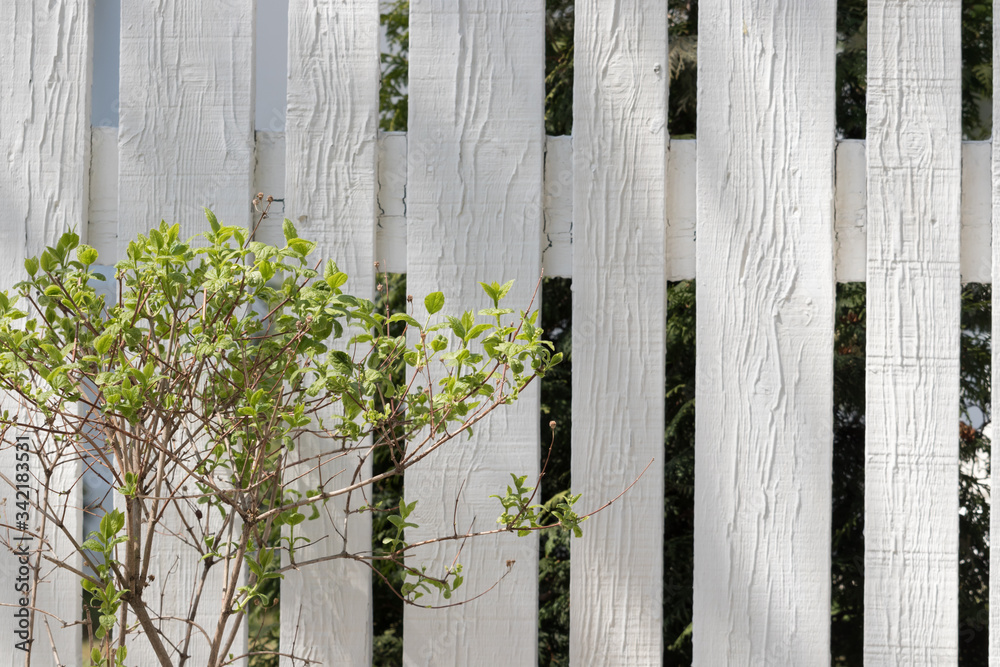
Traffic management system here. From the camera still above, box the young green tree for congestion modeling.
[0,207,577,667]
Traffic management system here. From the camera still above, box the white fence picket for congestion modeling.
[693,3,836,664]
[865,3,961,664]
[569,0,667,664]
[992,3,1000,662]
[117,2,255,664]
[0,2,91,665]
[403,0,544,664]
[279,1,379,665]
[118,0,255,247]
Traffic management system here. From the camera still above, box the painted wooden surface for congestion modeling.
[89,127,119,264]
[835,140,867,283]
[961,141,991,283]
[992,5,1000,663]
[404,0,544,664]
[117,2,254,664]
[118,0,255,248]
[377,132,407,274]
[865,2,961,664]
[90,130,1000,284]
[543,135,573,276]
[0,2,91,664]
[252,131,287,248]
[569,0,666,664]
[693,3,836,664]
[279,1,379,665]
[666,140,697,282]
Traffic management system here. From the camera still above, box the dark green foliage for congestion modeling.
[963,2,993,140]
[663,282,696,662]
[667,4,698,138]
[537,277,572,666]
[371,273,408,666]
[380,1,409,132]
[544,1,573,136]
[829,283,866,665]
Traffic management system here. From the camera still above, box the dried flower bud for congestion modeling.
[549,420,557,431]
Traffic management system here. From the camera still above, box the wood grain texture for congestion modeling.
[693,3,835,664]
[569,0,666,664]
[118,0,255,250]
[92,131,1000,283]
[280,1,379,665]
[377,132,407,273]
[117,2,254,664]
[993,5,1000,662]
[252,130,287,249]
[865,2,961,664]
[0,1,91,663]
[403,1,544,664]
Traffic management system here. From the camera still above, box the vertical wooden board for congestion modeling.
[404,1,544,665]
[543,135,573,278]
[280,1,379,666]
[865,3,961,664]
[118,0,255,250]
[666,139,696,281]
[117,2,254,664]
[89,127,120,264]
[961,142,992,283]
[693,3,835,664]
[835,140,867,282]
[0,1,91,664]
[377,132,407,274]
[253,130,287,248]
[569,1,666,665]
[990,4,1000,664]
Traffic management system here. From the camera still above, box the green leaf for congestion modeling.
[424,292,445,315]
[288,239,315,256]
[329,350,353,375]
[205,207,221,233]
[39,251,55,273]
[282,218,298,242]
[23,256,38,277]
[467,323,492,340]
[326,271,348,290]
[388,313,420,328]
[80,538,104,551]
[76,244,99,266]
[479,281,498,303]
[94,334,114,355]
[480,308,513,318]
[497,279,515,300]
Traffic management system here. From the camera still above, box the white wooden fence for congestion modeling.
[0,0,995,665]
